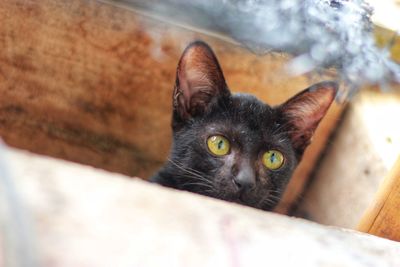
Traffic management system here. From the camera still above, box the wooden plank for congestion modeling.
[358,157,400,241]
[1,146,400,267]
[0,0,343,212]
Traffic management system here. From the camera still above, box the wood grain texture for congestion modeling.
[0,0,343,212]
[358,157,400,241]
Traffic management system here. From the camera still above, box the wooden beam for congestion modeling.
[358,157,400,241]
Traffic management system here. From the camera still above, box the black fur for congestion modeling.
[150,41,337,211]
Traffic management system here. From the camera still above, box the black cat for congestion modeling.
[151,41,337,211]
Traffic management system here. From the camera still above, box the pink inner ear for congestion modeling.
[178,44,225,101]
[179,68,214,104]
[174,41,228,118]
[285,89,334,131]
[281,82,337,152]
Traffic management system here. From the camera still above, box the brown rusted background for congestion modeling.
[0,0,342,212]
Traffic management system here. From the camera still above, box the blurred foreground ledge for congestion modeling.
[0,145,399,267]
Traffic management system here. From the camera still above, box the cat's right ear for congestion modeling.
[172,41,230,128]
[279,81,338,157]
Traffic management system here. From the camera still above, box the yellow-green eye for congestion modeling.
[262,150,284,170]
[207,135,230,156]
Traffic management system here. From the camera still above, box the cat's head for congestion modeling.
[168,41,337,210]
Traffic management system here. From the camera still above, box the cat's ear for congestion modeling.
[173,41,230,126]
[279,81,338,156]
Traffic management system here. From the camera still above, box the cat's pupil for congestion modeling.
[270,153,276,163]
[217,140,224,150]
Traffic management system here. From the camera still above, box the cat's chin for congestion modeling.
[214,192,266,210]
[186,183,279,211]
[223,193,277,211]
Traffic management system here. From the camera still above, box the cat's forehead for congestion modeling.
[228,93,275,124]
[231,93,272,113]
[202,93,278,136]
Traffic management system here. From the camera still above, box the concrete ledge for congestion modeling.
[0,145,399,266]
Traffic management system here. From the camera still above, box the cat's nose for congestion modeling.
[233,167,255,191]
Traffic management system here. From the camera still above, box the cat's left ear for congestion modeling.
[279,81,338,156]
[172,41,230,128]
